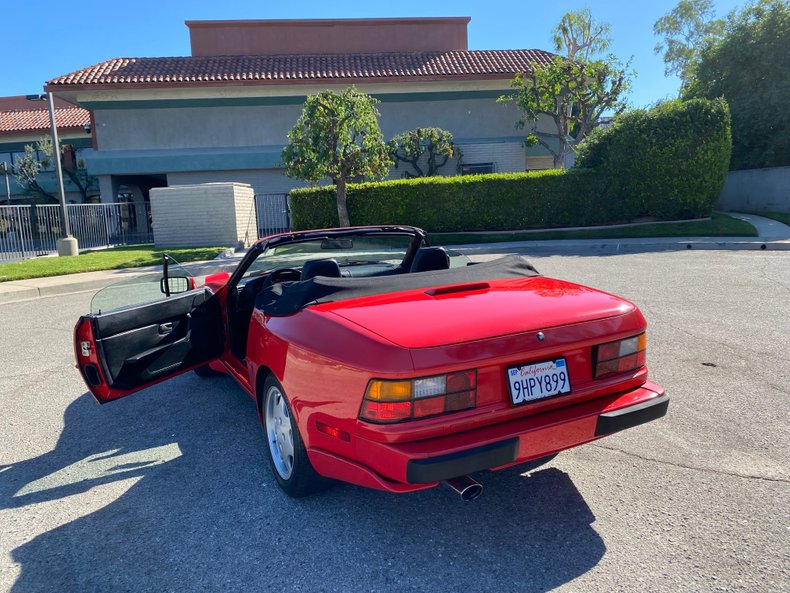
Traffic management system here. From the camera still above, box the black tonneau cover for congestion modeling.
[256,255,540,316]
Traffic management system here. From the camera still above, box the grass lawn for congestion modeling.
[0,245,226,282]
[432,213,757,246]
[746,211,790,226]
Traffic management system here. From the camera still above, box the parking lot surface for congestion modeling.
[1,249,788,593]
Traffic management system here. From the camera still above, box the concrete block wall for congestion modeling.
[717,166,790,212]
[150,182,258,248]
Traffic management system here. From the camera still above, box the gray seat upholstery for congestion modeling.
[300,258,342,280]
[410,247,450,273]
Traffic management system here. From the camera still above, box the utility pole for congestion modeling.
[47,91,78,256]
[0,161,10,204]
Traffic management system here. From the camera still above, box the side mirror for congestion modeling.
[160,276,191,295]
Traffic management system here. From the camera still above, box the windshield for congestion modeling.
[243,233,416,279]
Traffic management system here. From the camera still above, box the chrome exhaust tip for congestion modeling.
[444,475,483,501]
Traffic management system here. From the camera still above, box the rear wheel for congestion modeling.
[261,376,328,497]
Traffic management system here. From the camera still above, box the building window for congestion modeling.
[460,163,495,175]
[11,152,27,168]
[37,149,55,171]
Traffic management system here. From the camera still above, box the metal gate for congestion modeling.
[0,202,152,262]
[0,205,38,261]
[254,193,291,238]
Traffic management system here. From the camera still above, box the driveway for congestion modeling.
[0,250,787,593]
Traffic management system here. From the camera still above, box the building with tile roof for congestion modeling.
[45,17,559,211]
[0,96,94,203]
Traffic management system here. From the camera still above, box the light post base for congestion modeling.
[57,236,79,256]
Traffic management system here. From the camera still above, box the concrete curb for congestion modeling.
[453,238,790,255]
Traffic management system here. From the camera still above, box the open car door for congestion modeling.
[74,256,225,404]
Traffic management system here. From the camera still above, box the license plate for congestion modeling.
[507,358,572,405]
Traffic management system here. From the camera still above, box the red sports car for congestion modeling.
[74,226,667,500]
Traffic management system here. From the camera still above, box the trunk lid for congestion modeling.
[318,276,635,348]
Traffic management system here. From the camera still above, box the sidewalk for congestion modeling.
[0,256,239,305]
[1,213,788,306]
[453,212,790,255]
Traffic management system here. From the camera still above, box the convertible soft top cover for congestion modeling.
[256,254,540,315]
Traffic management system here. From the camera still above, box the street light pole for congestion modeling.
[46,91,78,255]
[0,162,10,204]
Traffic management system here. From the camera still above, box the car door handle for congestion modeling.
[158,322,174,334]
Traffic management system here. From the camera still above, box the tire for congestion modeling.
[194,364,221,378]
[260,375,328,497]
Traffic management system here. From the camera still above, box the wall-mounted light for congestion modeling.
[84,123,92,134]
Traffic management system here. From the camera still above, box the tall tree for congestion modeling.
[654,0,725,91]
[12,144,57,203]
[553,7,612,60]
[281,87,392,227]
[684,0,789,169]
[38,137,99,202]
[12,138,99,203]
[500,57,630,168]
[501,8,626,168]
[388,128,458,178]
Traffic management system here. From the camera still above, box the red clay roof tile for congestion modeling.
[0,106,90,134]
[46,49,555,88]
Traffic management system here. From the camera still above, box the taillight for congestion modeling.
[360,370,477,423]
[594,333,647,378]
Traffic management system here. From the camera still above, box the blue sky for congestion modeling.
[3,0,742,106]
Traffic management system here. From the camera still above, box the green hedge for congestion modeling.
[291,98,732,231]
[576,98,732,219]
[291,169,619,232]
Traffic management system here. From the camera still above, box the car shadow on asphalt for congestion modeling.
[4,375,606,593]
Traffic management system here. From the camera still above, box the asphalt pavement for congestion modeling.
[1,212,789,306]
[0,249,788,593]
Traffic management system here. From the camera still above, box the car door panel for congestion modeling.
[99,319,190,387]
[76,287,224,402]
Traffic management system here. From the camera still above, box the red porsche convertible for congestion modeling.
[74,226,667,499]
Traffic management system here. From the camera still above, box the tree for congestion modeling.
[553,7,612,60]
[12,138,99,203]
[38,137,99,202]
[388,128,458,178]
[12,143,56,202]
[654,0,725,91]
[500,56,630,168]
[281,87,392,227]
[683,0,789,169]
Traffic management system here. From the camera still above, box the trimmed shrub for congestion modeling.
[576,98,731,219]
[291,98,731,231]
[290,169,618,232]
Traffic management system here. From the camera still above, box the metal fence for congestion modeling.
[0,202,152,262]
[255,193,291,238]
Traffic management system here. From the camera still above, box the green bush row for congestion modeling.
[576,98,732,219]
[290,169,622,232]
[291,98,732,231]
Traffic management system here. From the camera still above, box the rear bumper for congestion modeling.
[406,392,669,483]
[308,381,667,492]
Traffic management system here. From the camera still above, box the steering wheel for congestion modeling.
[262,267,302,288]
